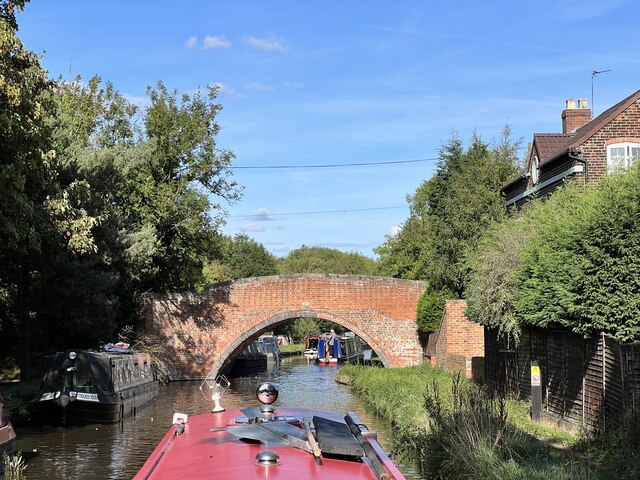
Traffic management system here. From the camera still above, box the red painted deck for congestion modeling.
[134,406,404,479]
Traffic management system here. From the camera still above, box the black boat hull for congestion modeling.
[34,380,159,425]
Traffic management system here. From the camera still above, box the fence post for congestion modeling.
[531,360,542,421]
[602,331,606,432]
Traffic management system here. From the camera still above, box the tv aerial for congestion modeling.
[591,69,611,117]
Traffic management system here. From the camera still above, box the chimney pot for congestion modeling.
[562,97,592,133]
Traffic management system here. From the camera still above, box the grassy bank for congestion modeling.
[340,365,620,480]
[279,343,304,354]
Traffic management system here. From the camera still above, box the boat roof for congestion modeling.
[134,406,403,479]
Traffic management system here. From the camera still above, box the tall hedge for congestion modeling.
[514,164,640,341]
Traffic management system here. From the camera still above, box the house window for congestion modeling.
[607,142,640,173]
[530,155,539,185]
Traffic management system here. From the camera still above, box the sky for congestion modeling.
[14,0,640,258]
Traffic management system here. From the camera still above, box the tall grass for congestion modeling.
[341,365,613,480]
[422,374,607,479]
[578,410,639,479]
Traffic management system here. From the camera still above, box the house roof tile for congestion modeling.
[545,89,640,164]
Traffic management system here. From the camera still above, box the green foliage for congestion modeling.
[273,317,345,342]
[375,127,520,297]
[224,234,278,280]
[416,289,447,333]
[288,318,321,342]
[422,376,605,479]
[514,166,640,341]
[277,245,379,275]
[578,410,640,479]
[469,164,640,342]
[343,365,609,480]
[465,215,537,343]
[0,7,242,375]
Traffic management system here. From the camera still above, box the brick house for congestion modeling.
[502,90,640,209]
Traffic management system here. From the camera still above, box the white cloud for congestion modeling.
[244,35,288,53]
[185,36,197,49]
[204,35,232,49]
[248,208,277,221]
[214,83,246,99]
[283,81,304,89]
[245,82,275,92]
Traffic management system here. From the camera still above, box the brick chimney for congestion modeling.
[562,98,591,133]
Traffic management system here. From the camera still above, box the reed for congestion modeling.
[2,452,27,480]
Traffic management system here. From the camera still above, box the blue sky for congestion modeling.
[16,0,640,257]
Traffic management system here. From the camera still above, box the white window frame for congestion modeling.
[607,142,640,173]
[530,155,539,185]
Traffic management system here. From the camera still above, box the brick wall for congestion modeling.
[431,300,485,379]
[580,100,640,182]
[139,274,426,379]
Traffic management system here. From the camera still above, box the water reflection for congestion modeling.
[15,356,423,479]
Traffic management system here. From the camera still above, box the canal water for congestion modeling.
[15,356,423,479]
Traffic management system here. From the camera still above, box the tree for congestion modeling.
[376,128,520,297]
[465,214,536,344]
[44,78,243,326]
[0,4,62,378]
[224,234,278,280]
[278,246,379,275]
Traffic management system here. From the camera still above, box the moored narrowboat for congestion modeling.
[33,348,159,425]
[228,340,268,377]
[134,381,405,479]
[303,335,319,359]
[315,331,364,365]
[0,393,16,468]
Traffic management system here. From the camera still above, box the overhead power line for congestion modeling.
[232,157,439,169]
[230,205,408,218]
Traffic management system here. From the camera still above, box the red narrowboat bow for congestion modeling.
[134,379,405,479]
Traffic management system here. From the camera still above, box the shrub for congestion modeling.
[416,289,447,333]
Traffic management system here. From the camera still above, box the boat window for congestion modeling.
[72,357,93,392]
[114,362,123,390]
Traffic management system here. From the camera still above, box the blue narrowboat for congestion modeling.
[316,332,364,365]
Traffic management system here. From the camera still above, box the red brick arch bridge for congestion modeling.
[140,274,426,380]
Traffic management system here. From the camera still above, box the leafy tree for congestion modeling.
[224,234,278,280]
[287,318,321,343]
[44,78,242,319]
[376,128,520,298]
[465,214,536,344]
[0,3,71,378]
[278,245,379,275]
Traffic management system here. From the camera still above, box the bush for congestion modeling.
[416,289,447,333]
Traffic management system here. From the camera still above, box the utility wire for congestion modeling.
[230,205,408,218]
[232,157,439,169]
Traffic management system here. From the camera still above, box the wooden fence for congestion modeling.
[485,326,640,432]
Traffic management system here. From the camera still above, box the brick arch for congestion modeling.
[140,274,426,379]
